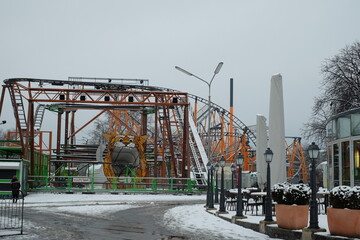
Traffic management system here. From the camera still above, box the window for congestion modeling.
[354,140,360,186]
[341,141,350,186]
[326,120,336,139]
[334,144,340,187]
[0,169,16,180]
[328,146,333,188]
[338,117,351,138]
[351,113,360,136]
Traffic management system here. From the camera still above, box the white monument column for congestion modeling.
[268,74,287,185]
[255,114,268,190]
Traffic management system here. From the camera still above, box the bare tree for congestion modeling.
[303,41,360,146]
[0,128,16,146]
[85,117,110,144]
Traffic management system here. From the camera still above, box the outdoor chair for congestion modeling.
[243,192,263,215]
[225,190,237,211]
[317,194,327,214]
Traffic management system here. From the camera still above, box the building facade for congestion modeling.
[326,108,360,188]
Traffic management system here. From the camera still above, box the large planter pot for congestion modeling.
[327,208,360,238]
[275,204,309,230]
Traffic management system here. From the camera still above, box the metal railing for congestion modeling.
[27,176,211,193]
[0,191,24,237]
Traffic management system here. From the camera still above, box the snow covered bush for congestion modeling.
[272,182,311,205]
[272,182,290,204]
[330,186,360,209]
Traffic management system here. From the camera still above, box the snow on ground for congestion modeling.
[36,204,139,218]
[2,193,347,239]
[24,192,205,206]
[164,204,278,240]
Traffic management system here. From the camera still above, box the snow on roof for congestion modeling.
[0,161,20,169]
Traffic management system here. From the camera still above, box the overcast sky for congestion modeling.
[1,0,360,140]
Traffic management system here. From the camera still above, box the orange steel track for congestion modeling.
[0,78,256,178]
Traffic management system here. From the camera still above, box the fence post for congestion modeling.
[112,178,117,191]
[45,176,48,190]
[91,164,95,191]
[67,177,72,190]
[152,178,157,191]
[187,179,192,192]
[170,178,174,191]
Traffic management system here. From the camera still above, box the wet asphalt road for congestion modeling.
[4,200,210,240]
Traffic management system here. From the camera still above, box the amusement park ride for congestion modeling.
[0,77,307,188]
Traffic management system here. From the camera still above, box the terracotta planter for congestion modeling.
[275,204,309,230]
[327,208,360,238]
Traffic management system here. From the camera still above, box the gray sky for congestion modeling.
[1,0,360,140]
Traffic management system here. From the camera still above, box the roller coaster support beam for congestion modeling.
[182,104,190,177]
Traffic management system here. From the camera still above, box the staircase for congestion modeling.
[175,106,208,185]
[8,86,27,131]
[34,104,46,131]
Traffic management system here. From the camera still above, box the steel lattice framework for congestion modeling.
[0,78,256,179]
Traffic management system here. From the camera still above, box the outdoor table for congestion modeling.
[229,188,250,194]
[250,192,267,215]
[228,189,251,202]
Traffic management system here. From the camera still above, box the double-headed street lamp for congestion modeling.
[235,153,246,218]
[307,142,320,229]
[175,62,224,160]
[214,163,219,204]
[264,147,274,222]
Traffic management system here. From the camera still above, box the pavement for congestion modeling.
[206,205,357,240]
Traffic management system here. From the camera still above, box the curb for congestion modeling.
[206,211,354,240]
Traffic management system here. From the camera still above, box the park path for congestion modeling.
[2,200,211,240]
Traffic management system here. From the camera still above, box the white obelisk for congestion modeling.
[268,74,287,185]
[255,114,268,191]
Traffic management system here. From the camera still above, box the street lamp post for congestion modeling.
[208,164,215,209]
[214,163,219,204]
[208,165,215,209]
[235,153,245,218]
[230,163,236,189]
[218,156,227,213]
[264,147,274,222]
[175,63,223,161]
[307,142,320,229]
[205,162,211,207]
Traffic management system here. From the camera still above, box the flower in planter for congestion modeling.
[272,182,311,205]
[330,186,360,209]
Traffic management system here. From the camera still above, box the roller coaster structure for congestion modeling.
[0,77,258,184]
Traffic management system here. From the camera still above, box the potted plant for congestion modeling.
[272,182,311,230]
[327,186,360,238]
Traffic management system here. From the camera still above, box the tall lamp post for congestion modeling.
[235,153,246,218]
[214,163,219,204]
[205,162,211,207]
[230,163,236,189]
[307,142,320,229]
[175,62,224,160]
[218,156,227,213]
[264,147,274,222]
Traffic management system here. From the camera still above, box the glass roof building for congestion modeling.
[326,108,360,188]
